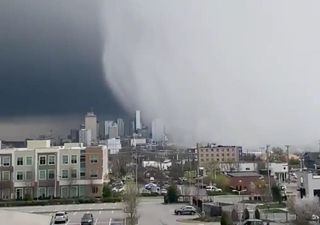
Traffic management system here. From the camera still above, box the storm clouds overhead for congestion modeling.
[0,0,123,116]
[103,0,320,146]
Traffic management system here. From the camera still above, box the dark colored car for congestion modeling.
[81,213,94,225]
[174,206,197,215]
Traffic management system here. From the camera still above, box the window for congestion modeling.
[48,170,55,180]
[62,155,68,164]
[48,155,55,165]
[200,154,204,157]
[206,154,209,157]
[16,171,24,180]
[80,155,85,163]
[39,156,46,165]
[91,186,98,194]
[80,171,85,178]
[216,154,219,157]
[39,170,46,180]
[26,156,32,165]
[38,187,46,198]
[71,155,77,164]
[90,155,98,164]
[71,169,77,179]
[62,170,68,179]
[206,149,208,152]
[2,171,10,181]
[90,170,98,178]
[26,171,33,180]
[2,156,10,166]
[17,157,23,166]
[245,168,250,171]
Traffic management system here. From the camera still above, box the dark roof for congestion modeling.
[227,172,261,177]
[303,152,320,169]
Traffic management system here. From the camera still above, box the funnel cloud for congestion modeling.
[102,1,320,146]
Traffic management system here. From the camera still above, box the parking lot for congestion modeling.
[56,210,125,225]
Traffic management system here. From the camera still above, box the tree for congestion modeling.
[204,161,219,185]
[254,208,260,219]
[220,211,232,225]
[214,175,230,191]
[288,197,320,225]
[167,185,179,203]
[289,158,300,166]
[271,185,282,204]
[231,208,239,222]
[123,181,139,225]
[102,184,112,199]
[242,208,250,221]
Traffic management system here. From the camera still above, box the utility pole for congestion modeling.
[285,145,290,183]
[266,145,271,201]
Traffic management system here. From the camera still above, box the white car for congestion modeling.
[206,186,222,192]
[54,211,68,224]
[112,186,125,192]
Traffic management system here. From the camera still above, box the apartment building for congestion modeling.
[0,140,108,200]
[198,144,242,166]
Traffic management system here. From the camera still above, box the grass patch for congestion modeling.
[256,202,286,209]
[263,208,287,213]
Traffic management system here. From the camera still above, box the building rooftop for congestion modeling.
[228,172,261,177]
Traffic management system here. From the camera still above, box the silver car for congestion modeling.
[54,211,68,224]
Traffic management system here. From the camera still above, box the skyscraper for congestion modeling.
[104,120,113,138]
[152,118,166,142]
[135,110,141,131]
[85,112,97,143]
[79,129,92,146]
[117,118,125,137]
[108,122,119,139]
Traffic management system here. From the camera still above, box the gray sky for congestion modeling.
[103,0,320,146]
[2,0,320,147]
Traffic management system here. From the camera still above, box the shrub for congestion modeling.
[242,208,250,221]
[220,211,232,225]
[254,208,260,219]
[167,185,179,203]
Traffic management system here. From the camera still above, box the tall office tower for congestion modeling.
[85,112,97,143]
[108,122,119,139]
[70,129,79,142]
[104,120,113,138]
[129,119,136,136]
[117,118,125,137]
[79,129,92,146]
[135,110,141,131]
[152,118,166,142]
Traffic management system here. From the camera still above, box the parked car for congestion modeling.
[206,186,222,192]
[174,206,197,215]
[241,219,263,225]
[160,188,168,195]
[81,213,94,225]
[144,183,157,190]
[112,186,125,192]
[54,211,68,224]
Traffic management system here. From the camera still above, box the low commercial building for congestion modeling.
[0,140,108,200]
[269,163,288,183]
[227,172,273,196]
[297,171,320,199]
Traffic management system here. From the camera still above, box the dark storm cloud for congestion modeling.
[0,0,124,116]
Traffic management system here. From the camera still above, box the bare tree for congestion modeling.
[123,181,139,225]
[288,196,320,225]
